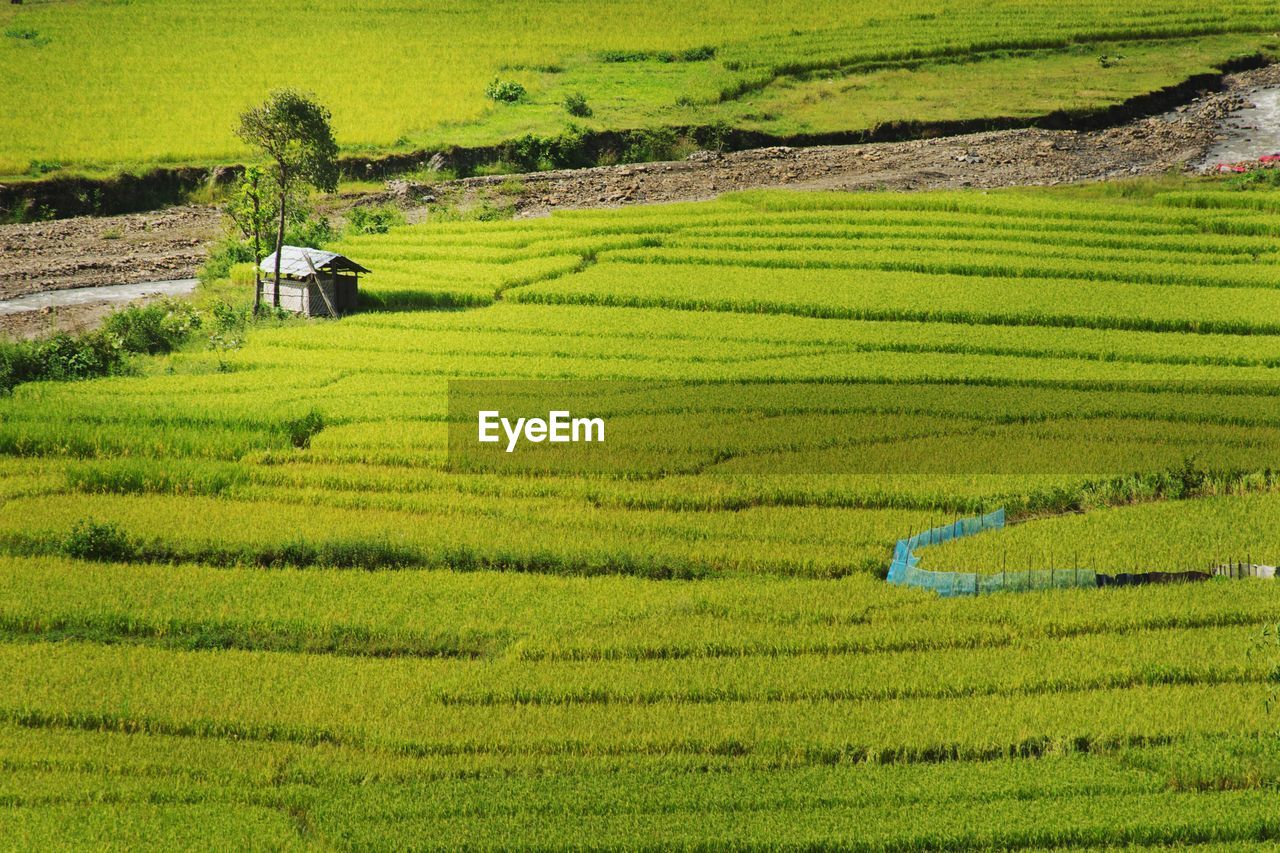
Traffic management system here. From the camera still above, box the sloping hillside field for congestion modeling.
[2,0,1280,176]
[3,185,1280,845]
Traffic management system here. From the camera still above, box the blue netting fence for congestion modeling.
[887,508,1098,597]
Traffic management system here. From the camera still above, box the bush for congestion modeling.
[599,46,715,63]
[694,120,733,153]
[207,300,249,352]
[27,159,62,176]
[64,519,136,562]
[563,92,592,118]
[102,301,201,355]
[345,203,406,236]
[198,237,255,284]
[485,78,526,103]
[599,49,650,63]
[35,333,122,381]
[622,128,684,163]
[0,331,125,394]
[284,215,335,249]
[679,45,716,61]
[498,126,592,172]
[1226,168,1280,190]
[0,299,204,394]
[211,300,248,333]
[283,408,326,448]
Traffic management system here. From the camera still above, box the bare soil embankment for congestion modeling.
[445,63,1279,216]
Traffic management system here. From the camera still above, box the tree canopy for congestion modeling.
[236,89,338,193]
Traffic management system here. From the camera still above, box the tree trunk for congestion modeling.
[251,185,263,316]
[273,179,286,309]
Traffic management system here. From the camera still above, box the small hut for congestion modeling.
[258,246,370,317]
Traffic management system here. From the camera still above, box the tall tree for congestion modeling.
[235,90,338,308]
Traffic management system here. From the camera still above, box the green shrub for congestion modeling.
[498,126,591,172]
[102,301,201,355]
[198,237,255,284]
[469,200,516,221]
[564,92,592,117]
[599,49,650,63]
[63,519,137,562]
[211,301,248,333]
[284,215,336,249]
[621,128,683,163]
[485,78,526,102]
[0,332,123,393]
[26,159,62,176]
[692,120,731,151]
[1226,168,1280,190]
[283,408,326,448]
[0,300,204,394]
[345,204,406,236]
[207,300,249,352]
[679,45,716,61]
[599,46,714,63]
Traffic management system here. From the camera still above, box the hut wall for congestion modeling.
[306,278,340,317]
[335,273,359,312]
[258,273,354,317]
[258,280,310,314]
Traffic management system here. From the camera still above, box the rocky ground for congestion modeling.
[0,205,218,301]
[0,204,218,338]
[3,62,1279,339]
[434,65,1275,216]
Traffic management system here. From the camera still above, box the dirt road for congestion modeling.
[3,62,1278,339]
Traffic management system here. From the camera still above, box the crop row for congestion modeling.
[511,260,1280,336]
[921,491,1280,573]
[0,618,1267,706]
[619,241,1280,290]
[4,720,1277,849]
[4,556,1276,661]
[343,304,1280,368]
[0,492,936,578]
[0,639,1270,763]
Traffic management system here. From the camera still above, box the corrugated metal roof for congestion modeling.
[259,246,370,276]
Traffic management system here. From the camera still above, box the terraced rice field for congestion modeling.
[3,182,1280,845]
[3,0,1280,175]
